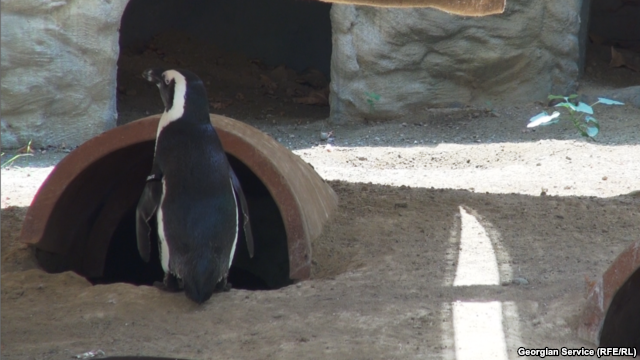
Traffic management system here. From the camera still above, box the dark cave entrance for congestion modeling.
[116,0,332,125]
[87,151,292,291]
[582,0,640,86]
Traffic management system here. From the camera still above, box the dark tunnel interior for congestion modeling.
[599,267,640,349]
[584,0,640,85]
[119,0,332,76]
[35,142,293,291]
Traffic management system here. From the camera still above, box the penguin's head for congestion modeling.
[143,68,209,123]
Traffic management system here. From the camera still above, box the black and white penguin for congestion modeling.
[136,68,254,304]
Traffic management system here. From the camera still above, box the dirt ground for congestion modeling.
[2,38,640,359]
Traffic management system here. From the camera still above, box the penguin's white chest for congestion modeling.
[229,178,239,269]
[157,179,170,273]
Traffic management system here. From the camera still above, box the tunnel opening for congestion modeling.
[90,151,291,290]
[583,0,640,87]
[599,267,640,349]
[116,0,332,126]
[35,138,292,291]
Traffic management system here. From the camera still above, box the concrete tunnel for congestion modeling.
[20,114,338,290]
[579,238,640,349]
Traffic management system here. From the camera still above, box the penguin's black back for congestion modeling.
[156,120,237,267]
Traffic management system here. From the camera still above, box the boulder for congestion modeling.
[1,0,127,148]
[329,1,585,122]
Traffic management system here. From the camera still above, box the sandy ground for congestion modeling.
[2,39,640,359]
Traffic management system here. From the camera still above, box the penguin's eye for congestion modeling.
[164,78,171,85]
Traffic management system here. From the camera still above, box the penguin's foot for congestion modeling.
[154,273,182,292]
[215,278,232,292]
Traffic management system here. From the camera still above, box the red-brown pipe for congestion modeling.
[20,114,338,281]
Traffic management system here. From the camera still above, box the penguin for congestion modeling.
[136,68,254,304]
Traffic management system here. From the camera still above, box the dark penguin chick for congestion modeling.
[136,68,254,304]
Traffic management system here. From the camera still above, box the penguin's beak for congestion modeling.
[143,68,174,112]
[142,68,165,86]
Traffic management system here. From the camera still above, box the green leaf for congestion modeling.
[364,92,380,101]
[585,115,599,129]
[586,126,599,137]
[597,97,624,105]
[568,94,579,99]
[548,95,565,100]
[575,102,593,114]
[1,153,33,168]
[529,111,548,121]
[555,102,575,110]
[1,139,34,167]
[528,111,561,128]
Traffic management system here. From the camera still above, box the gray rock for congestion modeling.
[512,277,529,286]
[329,1,585,123]
[1,0,127,148]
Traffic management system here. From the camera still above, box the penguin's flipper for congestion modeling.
[136,173,163,262]
[230,169,254,258]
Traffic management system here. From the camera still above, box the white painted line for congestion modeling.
[453,206,500,286]
[453,301,509,360]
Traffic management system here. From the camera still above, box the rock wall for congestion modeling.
[329,1,586,122]
[1,0,588,146]
[1,0,128,148]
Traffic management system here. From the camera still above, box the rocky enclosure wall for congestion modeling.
[329,1,586,122]
[1,0,586,147]
[1,0,128,148]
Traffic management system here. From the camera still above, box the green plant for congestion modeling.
[528,95,624,140]
[2,140,33,168]
[485,101,493,110]
[364,91,380,113]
